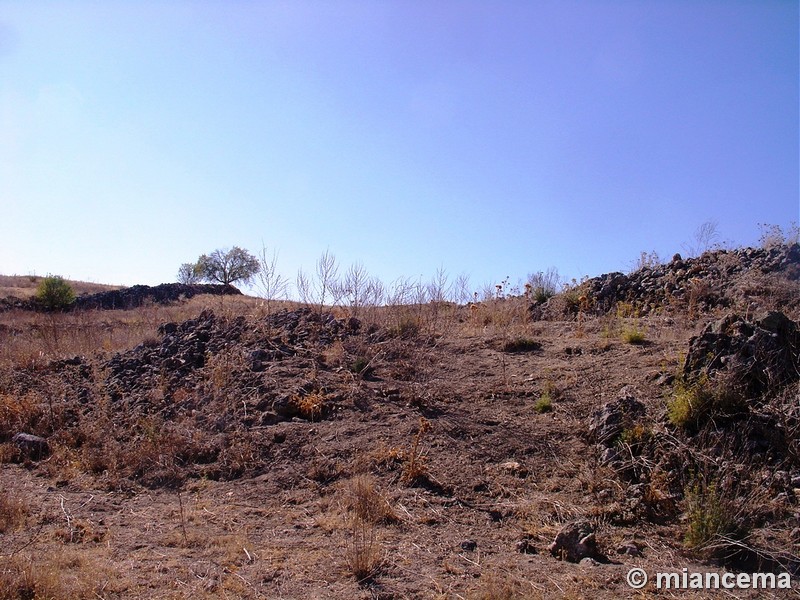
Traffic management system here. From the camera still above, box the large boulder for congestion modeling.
[683,310,800,397]
[12,432,50,460]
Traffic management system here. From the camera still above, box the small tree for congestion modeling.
[196,247,260,286]
[36,275,75,310]
[177,262,202,284]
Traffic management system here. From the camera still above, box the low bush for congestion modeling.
[684,476,744,558]
[35,275,75,310]
[533,392,553,414]
[621,325,646,344]
[667,375,747,431]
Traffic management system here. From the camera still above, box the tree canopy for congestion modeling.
[193,247,260,286]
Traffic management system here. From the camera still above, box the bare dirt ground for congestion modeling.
[1,246,799,599]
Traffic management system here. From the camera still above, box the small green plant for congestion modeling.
[533,391,553,414]
[621,325,646,344]
[349,356,372,377]
[684,476,741,555]
[667,375,746,431]
[617,424,650,449]
[35,275,75,310]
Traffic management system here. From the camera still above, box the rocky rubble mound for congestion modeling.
[74,282,241,310]
[105,307,362,402]
[538,243,800,318]
[0,282,241,312]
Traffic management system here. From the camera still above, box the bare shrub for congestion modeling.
[255,245,289,318]
[526,267,561,304]
[346,515,383,584]
[347,475,397,525]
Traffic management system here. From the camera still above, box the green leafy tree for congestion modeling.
[177,262,202,284]
[196,247,260,286]
[36,275,76,310]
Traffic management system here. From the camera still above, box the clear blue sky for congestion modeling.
[2,1,798,293]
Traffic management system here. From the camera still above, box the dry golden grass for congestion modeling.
[347,474,397,525]
[0,274,121,300]
[0,294,267,368]
[0,548,123,600]
[0,489,27,532]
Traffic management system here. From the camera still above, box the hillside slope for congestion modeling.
[1,245,798,599]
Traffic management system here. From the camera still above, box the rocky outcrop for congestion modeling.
[534,243,800,317]
[682,310,800,397]
[74,283,241,310]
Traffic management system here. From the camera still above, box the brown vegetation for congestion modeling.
[0,244,798,598]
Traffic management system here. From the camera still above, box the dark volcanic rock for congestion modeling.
[12,432,50,460]
[549,521,604,563]
[589,388,646,448]
[74,283,241,310]
[683,310,800,396]
[533,243,800,318]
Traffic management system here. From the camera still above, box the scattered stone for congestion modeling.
[579,557,600,568]
[516,538,536,554]
[589,388,646,448]
[12,432,50,460]
[549,521,603,563]
[499,461,528,477]
[460,539,477,552]
[616,540,643,557]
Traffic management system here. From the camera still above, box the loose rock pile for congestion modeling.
[682,310,800,397]
[536,243,800,317]
[0,282,241,312]
[74,283,241,310]
[105,307,361,403]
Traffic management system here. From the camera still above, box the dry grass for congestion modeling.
[0,294,266,368]
[347,474,397,525]
[0,548,122,600]
[0,275,121,300]
[345,512,384,586]
[0,489,27,532]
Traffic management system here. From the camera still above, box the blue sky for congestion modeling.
[1,1,798,293]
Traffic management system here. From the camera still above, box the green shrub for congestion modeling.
[667,375,746,431]
[621,325,646,344]
[617,424,651,449]
[533,392,553,414]
[35,275,75,310]
[684,477,741,555]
